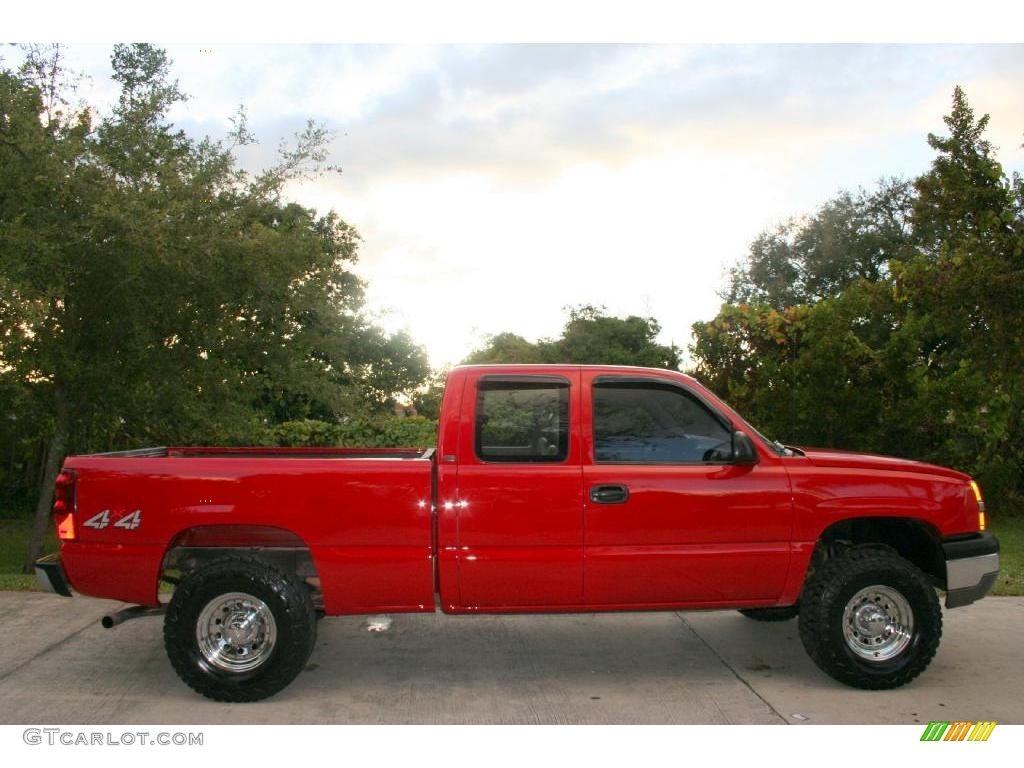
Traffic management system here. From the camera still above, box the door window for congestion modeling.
[593,381,731,463]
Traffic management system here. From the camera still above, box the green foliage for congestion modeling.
[465,332,549,364]
[989,516,1024,595]
[411,367,448,420]
[466,305,681,369]
[726,179,914,309]
[692,86,1024,513]
[265,416,437,448]
[0,519,56,589]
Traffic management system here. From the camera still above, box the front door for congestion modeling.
[581,372,793,606]
[453,370,584,609]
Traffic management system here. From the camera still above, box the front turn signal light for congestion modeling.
[970,481,986,530]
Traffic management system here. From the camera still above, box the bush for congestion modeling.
[265,417,437,449]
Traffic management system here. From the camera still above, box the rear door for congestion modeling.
[452,370,584,608]
[582,372,793,606]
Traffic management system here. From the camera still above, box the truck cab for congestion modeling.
[435,365,796,612]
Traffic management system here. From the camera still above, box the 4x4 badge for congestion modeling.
[81,509,142,530]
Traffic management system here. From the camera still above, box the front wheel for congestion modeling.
[798,548,941,689]
[164,556,317,702]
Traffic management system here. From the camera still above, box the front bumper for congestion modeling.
[34,553,72,597]
[943,532,999,608]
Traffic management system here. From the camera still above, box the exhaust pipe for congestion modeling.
[101,605,165,629]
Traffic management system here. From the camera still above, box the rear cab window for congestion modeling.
[475,377,570,463]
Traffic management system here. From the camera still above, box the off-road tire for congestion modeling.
[798,547,941,689]
[164,556,317,702]
[738,604,799,622]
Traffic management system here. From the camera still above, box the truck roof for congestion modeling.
[452,363,696,382]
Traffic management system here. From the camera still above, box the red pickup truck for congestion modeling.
[36,364,999,702]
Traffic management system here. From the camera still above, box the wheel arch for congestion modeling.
[811,516,947,588]
[160,525,322,604]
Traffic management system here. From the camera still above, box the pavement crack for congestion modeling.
[674,611,788,724]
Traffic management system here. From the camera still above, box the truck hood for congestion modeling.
[795,447,970,482]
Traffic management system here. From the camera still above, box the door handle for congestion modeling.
[589,484,629,504]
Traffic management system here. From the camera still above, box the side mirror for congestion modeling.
[731,431,759,465]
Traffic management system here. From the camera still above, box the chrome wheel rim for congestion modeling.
[842,585,914,661]
[196,592,277,673]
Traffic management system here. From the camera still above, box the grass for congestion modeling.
[0,519,57,591]
[989,516,1024,596]
[1,511,1021,596]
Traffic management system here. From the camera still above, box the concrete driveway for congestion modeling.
[1,592,1021,725]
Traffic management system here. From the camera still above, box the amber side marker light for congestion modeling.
[970,480,986,531]
[53,470,76,541]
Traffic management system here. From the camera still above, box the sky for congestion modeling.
[19,43,1024,367]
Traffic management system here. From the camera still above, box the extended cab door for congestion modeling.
[581,372,793,606]
[449,370,584,609]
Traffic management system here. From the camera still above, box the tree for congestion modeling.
[465,305,681,369]
[899,85,1024,503]
[726,180,914,309]
[553,305,681,369]
[411,367,450,420]
[725,225,803,308]
[464,332,549,365]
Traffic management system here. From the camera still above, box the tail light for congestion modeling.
[53,470,77,541]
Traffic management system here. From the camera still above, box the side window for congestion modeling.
[593,382,731,463]
[475,379,570,463]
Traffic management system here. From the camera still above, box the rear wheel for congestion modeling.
[164,556,316,702]
[798,548,941,689]
[738,604,799,622]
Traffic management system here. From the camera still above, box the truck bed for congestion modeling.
[60,446,437,614]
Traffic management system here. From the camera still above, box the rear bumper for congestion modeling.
[943,532,999,608]
[34,554,72,597]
